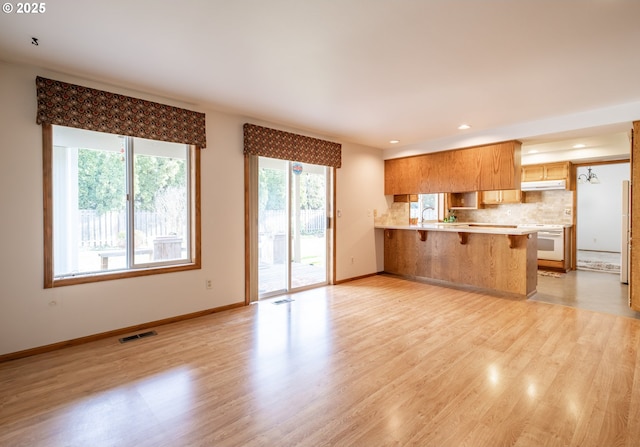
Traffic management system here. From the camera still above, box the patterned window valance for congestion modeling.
[36,76,206,148]
[243,123,341,168]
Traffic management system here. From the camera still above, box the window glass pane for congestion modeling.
[419,194,439,222]
[291,162,327,289]
[53,126,126,276]
[258,157,288,295]
[51,126,193,280]
[133,138,189,265]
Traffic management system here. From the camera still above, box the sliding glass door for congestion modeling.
[257,157,329,297]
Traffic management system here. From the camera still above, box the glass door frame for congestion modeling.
[245,154,334,303]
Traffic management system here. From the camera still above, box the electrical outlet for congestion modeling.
[206,279,213,289]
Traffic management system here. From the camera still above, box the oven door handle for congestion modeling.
[538,231,563,238]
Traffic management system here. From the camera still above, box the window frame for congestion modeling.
[410,193,444,223]
[42,124,201,288]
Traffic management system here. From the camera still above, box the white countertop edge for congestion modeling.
[374,224,539,236]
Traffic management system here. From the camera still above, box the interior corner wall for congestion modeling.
[335,143,386,281]
[0,61,386,356]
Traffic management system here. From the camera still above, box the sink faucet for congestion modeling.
[421,206,435,223]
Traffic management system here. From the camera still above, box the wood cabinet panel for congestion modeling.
[418,154,441,192]
[383,228,537,297]
[521,165,545,182]
[544,162,569,180]
[521,162,571,184]
[385,140,521,195]
[447,191,480,209]
[501,189,522,203]
[448,148,481,192]
[393,194,418,202]
[481,190,501,204]
[478,141,521,191]
[384,156,421,194]
[481,189,522,205]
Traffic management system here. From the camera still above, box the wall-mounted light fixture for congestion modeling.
[578,167,600,184]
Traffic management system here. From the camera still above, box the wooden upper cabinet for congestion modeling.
[477,141,521,191]
[521,161,572,187]
[384,140,521,195]
[393,194,418,203]
[501,189,522,203]
[481,189,522,205]
[448,191,481,209]
[521,165,545,182]
[384,157,421,194]
[544,162,570,180]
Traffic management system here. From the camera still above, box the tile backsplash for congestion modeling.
[455,190,574,225]
[376,190,574,226]
[374,202,410,226]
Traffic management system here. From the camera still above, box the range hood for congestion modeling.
[520,179,566,191]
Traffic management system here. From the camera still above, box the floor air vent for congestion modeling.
[119,330,157,344]
[273,298,294,305]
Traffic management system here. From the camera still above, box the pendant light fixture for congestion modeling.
[578,167,600,184]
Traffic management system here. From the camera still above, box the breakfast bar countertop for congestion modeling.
[374,222,539,236]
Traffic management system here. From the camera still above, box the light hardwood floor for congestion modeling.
[1,275,640,446]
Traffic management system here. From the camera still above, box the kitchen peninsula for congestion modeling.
[376,223,538,297]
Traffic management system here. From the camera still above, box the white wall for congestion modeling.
[335,143,387,280]
[577,163,630,252]
[0,61,385,356]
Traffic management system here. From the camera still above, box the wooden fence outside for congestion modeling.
[80,209,325,249]
[79,210,179,249]
[259,209,326,235]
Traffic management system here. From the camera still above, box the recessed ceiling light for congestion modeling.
[573,143,586,149]
[457,124,471,130]
[528,149,539,154]
[389,140,400,144]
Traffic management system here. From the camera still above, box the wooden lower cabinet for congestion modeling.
[383,228,537,297]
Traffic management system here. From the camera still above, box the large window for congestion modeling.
[44,125,200,287]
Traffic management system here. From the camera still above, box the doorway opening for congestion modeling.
[530,160,637,318]
[575,162,630,278]
[256,157,331,299]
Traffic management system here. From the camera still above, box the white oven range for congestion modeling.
[517,224,565,261]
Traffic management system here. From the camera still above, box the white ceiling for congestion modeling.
[1,0,639,159]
